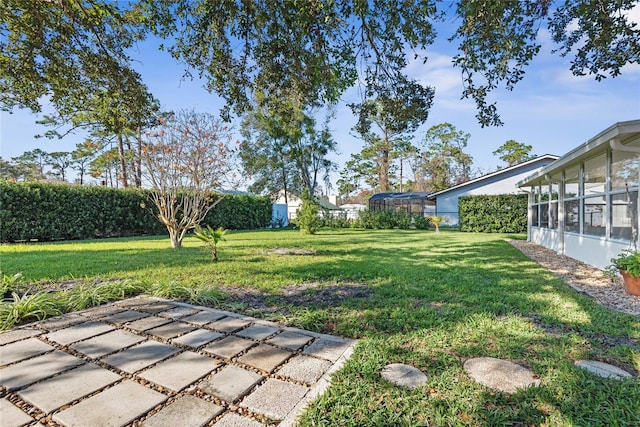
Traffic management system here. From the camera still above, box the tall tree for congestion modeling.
[10,149,48,181]
[493,140,534,167]
[46,152,73,182]
[240,89,336,197]
[72,141,101,185]
[414,123,473,192]
[141,111,238,249]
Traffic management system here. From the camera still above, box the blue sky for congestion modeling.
[1,12,639,191]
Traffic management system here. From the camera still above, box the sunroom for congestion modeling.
[518,120,640,270]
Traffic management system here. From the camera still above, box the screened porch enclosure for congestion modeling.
[368,192,435,216]
[519,121,640,270]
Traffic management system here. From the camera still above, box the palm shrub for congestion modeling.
[427,215,447,233]
[194,224,228,261]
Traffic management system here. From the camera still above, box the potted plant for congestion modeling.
[608,249,640,296]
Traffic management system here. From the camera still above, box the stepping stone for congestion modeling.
[277,355,333,384]
[19,363,121,413]
[0,350,83,390]
[101,340,180,374]
[464,357,540,394]
[45,321,114,345]
[53,380,167,427]
[267,331,314,350]
[237,344,292,373]
[80,304,127,318]
[575,360,633,380]
[0,337,53,366]
[139,351,221,392]
[241,378,308,420]
[134,301,179,314]
[198,365,263,403]
[381,363,428,390]
[141,395,223,427]
[0,398,33,427]
[0,328,41,345]
[213,413,265,427]
[36,314,86,331]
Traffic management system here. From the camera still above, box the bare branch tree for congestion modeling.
[142,110,238,248]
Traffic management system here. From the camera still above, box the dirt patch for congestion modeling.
[221,282,373,315]
[266,247,317,256]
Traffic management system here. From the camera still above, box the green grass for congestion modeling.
[1,229,639,426]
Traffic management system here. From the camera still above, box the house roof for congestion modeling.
[517,120,640,187]
[314,196,341,210]
[427,154,559,199]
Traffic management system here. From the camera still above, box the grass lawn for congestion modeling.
[2,229,639,425]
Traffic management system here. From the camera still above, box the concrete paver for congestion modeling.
[242,379,308,420]
[213,413,265,427]
[0,337,53,366]
[125,315,172,332]
[0,328,41,345]
[182,310,226,326]
[35,314,86,331]
[0,297,357,426]
[266,331,313,351]
[172,329,223,348]
[98,309,148,325]
[575,359,633,379]
[0,350,83,390]
[18,363,121,413]
[237,344,292,373]
[277,355,333,384]
[208,316,251,333]
[203,336,255,359]
[302,338,353,362]
[147,321,196,340]
[141,395,223,427]
[45,320,114,345]
[158,306,201,319]
[101,340,180,374]
[236,324,280,341]
[139,351,221,392]
[198,365,263,403]
[70,329,145,358]
[1,398,33,427]
[53,380,167,427]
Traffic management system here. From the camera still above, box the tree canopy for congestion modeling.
[2,0,638,130]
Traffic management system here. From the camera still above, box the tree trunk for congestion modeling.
[169,229,182,249]
[134,127,142,187]
[212,246,218,262]
[117,134,129,188]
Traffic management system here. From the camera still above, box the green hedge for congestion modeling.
[0,181,271,242]
[458,194,528,233]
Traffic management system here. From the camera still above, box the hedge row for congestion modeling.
[458,194,528,233]
[0,181,271,242]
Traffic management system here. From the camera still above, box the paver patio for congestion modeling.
[0,296,357,427]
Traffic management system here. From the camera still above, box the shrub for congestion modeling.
[0,181,272,242]
[296,190,321,234]
[458,194,528,233]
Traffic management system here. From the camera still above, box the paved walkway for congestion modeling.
[0,297,357,427]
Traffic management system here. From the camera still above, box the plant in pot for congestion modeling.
[607,249,640,296]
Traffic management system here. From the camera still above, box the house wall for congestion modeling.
[435,158,557,226]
